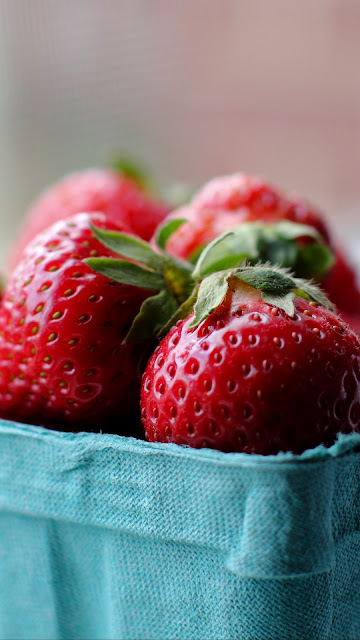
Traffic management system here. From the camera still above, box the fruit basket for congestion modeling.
[1,168,360,640]
[1,419,359,640]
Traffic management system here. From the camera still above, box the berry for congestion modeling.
[8,168,170,271]
[322,249,360,315]
[0,212,153,431]
[284,198,330,244]
[161,173,360,314]
[164,173,330,261]
[339,312,360,337]
[141,266,360,455]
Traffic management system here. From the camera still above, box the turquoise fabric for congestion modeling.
[0,419,359,640]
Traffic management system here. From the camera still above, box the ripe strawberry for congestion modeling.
[141,266,360,455]
[322,249,360,315]
[161,173,360,315]
[284,197,330,244]
[0,212,155,431]
[8,168,170,271]
[341,312,360,337]
[164,173,330,261]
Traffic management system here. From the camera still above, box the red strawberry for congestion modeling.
[8,168,170,272]
[164,173,330,260]
[338,311,360,337]
[0,212,155,431]
[284,197,330,244]
[322,249,360,315]
[141,266,360,455]
[161,173,360,314]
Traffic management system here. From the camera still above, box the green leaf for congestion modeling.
[188,243,207,265]
[192,228,260,280]
[191,221,326,281]
[259,237,299,269]
[271,221,323,242]
[293,288,311,302]
[189,272,229,328]
[155,218,188,251]
[85,258,164,290]
[262,291,296,317]
[124,289,178,343]
[90,225,164,271]
[195,251,251,278]
[190,221,331,281]
[294,278,334,311]
[110,155,152,190]
[157,286,199,338]
[163,258,194,305]
[296,243,335,279]
[234,265,296,293]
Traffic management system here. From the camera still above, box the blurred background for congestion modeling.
[0,0,359,267]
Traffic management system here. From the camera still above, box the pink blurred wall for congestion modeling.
[0,0,359,263]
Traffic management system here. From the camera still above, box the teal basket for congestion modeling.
[0,420,359,640]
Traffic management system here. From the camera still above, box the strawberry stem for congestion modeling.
[189,264,334,328]
[87,221,335,342]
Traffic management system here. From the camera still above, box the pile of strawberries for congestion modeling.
[1,167,360,455]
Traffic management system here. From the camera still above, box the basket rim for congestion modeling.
[1,417,359,470]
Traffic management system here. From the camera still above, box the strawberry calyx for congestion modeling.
[191,221,335,281]
[110,155,155,194]
[155,218,189,250]
[86,224,194,342]
[189,264,334,328]
[110,157,193,208]
[86,220,335,343]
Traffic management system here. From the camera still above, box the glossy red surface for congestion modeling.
[0,212,149,431]
[164,173,330,260]
[141,293,360,454]
[9,169,169,272]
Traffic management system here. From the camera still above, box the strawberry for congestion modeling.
[0,213,156,431]
[0,210,196,431]
[161,173,360,315]
[8,168,170,272]
[338,311,360,337]
[163,173,330,261]
[141,265,360,455]
[322,249,360,315]
[284,197,330,244]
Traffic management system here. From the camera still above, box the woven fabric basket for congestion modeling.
[0,420,359,640]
